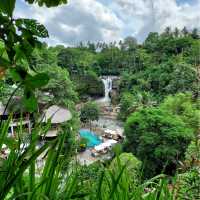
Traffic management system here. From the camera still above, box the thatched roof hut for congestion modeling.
[42,105,72,124]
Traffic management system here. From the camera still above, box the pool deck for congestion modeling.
[77,118,124,166]
[76,148,113,165]
[76,149,97,165]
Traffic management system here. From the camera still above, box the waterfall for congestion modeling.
[94,75,124,134]
[97,76,112,104]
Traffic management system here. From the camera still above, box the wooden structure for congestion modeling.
[41,105,72,138]
[0,102,31,137]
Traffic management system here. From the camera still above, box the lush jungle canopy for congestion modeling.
[0,0,199,199]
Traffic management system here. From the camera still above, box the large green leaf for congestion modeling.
[0,0,16,17]
[14,44,27,61]
[25,73,49,89]
[16,19,49,38]
[0,57,11,69]
[23,90,38,112]
[25,0,67,7]
[9,68,28,82]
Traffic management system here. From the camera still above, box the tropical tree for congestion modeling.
[36,65,78,107]
[119,91,156,121]
[80,101,100,129]
[182,26,189,37]
[119,92,136,121]
[144,32,159,53]
[120,36,137,52]
[124,107,194,178]
[160,93,200,134]
[174,27,180,37]
[191,28,199,39]
[162,26,172,37]
[120,60,199,101]
[57,47,97,75]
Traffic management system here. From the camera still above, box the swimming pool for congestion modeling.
[79,129,102,147]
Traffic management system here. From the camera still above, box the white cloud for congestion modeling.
[15,0,123,46]
[113,0,200,42]
[15,0,200,45]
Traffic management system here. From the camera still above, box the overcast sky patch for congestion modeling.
[15,0,200,46]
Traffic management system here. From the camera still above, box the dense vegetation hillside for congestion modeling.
[0,0,199,199]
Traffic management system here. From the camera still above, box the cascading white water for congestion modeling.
[97,76,112,104]
[94,75,124,135]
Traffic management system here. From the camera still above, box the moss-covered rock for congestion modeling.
[110,77,120,105]
[112,78,120,90]
[110,90,119,105]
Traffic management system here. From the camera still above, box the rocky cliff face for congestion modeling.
[110,78,120,105]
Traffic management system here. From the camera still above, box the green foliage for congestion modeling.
[87,156,173,200]
[0,0,50,112]
[144,29,195,63]
[119,29,199,121]
[25,0,67,7]
[0,0,16,17]
[97,46,122,75]
[119,91,156,121]
[0,114,78,200]
[80,101,100,124]
[36,65,78,107]
[176,167,200,200]
[0,16,48,65]
[56,47,104,99]
[0,80,19,104]
[16,18,49,38]
[75,157,178,200]
[96,39,146,75]
[0,119,55,199]
[160,93,200,133]
[23,43,79,107]
[57,47,97,75]
[1,0,200,197]
[76,161,105,194]
[124,107,194,178]
[73,71,104,99]
[28,43,58,69]
[119,92,136,121]
[120,60,199,102]
[185,139,200,167]
[109,153,142,184]
[0,118,196,200]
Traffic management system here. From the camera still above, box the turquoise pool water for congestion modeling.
[79,129,102,147]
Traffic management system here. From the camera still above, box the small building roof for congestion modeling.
[42,105,72,124]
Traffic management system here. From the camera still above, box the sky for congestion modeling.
[15,0,200,46]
